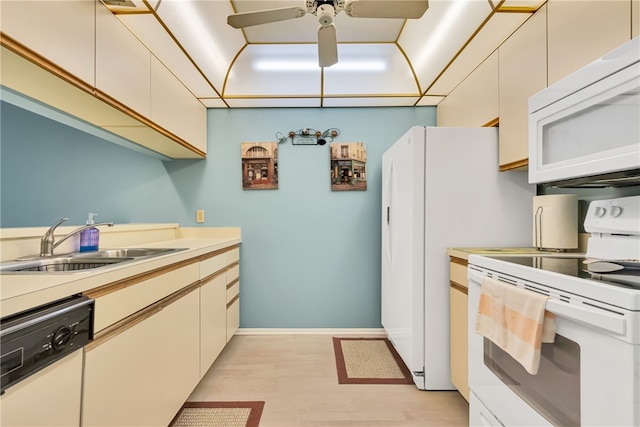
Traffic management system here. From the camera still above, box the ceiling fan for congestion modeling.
[227,0,429,68]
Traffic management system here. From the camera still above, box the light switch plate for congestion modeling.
[196,209,205,223]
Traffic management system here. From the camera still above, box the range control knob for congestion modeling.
[51,326,73,350]
[594,206,607,217]
[609,205,623,217]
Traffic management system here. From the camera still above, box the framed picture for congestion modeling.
[241,142,278,190]
[330,142,367,191]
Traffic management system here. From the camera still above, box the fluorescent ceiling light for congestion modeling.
[254,59,387,72]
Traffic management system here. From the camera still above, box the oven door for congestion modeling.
[468,269,639,427]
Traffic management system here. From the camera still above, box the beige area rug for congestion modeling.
[168,401,265,427]
[332,337,414,385]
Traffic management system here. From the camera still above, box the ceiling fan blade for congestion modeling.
[344,0,428,19]
[318,24,338,68]
[227,6,307,29]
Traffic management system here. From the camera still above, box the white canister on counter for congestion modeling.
[533,194,578,250]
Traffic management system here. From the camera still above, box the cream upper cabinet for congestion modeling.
[460,50,499,127]
[498,5,547,170]
[151,57,207,154]
[436,92,463,127]
[0,0,95,86]
[95,5,151,119]
[436,50,498,127]
[547,0,632,85]
[633,0,639,37]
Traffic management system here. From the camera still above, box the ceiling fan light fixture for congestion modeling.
[317,4,335,26]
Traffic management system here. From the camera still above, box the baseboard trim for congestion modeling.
[235,328,387,337]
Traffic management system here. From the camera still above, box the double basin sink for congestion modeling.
[0,248,186,273]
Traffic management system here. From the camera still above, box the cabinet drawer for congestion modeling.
[226,264,239,283]
[226,279,239,304]
[226,297,239,342]
[449,258,468,288]
[89,263,199,332]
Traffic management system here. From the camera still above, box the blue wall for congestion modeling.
[0,102,436,328]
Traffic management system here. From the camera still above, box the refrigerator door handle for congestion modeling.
[387,206,390,224]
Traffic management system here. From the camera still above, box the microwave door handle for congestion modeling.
[546,299,626,335]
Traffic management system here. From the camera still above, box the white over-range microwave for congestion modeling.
[528,36,640,187]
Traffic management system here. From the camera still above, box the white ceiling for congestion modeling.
[105,0,545,108]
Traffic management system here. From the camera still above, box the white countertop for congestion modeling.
[0,226,241,317]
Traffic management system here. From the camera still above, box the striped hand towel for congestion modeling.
[475,276,556,375]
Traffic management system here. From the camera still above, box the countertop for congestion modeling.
[0,226,241,317]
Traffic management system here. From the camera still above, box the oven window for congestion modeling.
[484,335,580,426]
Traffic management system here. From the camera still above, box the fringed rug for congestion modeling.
[332,337,414,385]
[168,401,265,427]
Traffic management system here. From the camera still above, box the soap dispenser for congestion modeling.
[79,213,100,252]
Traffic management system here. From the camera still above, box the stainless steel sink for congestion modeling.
[1,247,187,273]
[0,257,133,273]
[71,247,183,259]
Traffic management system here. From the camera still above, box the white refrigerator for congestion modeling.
[381,126,535,390]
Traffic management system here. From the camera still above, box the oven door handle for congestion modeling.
[546,299,626,335]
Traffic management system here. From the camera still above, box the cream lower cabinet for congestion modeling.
[199,245,241,373]
[226,263,240,341]
[449,257,469,402]
[0,350,83,427]
[200,272,227,378]
[82,288,200,427]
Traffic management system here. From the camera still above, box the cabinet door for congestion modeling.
[633,0,639,37]
[436,92,463,127]
[83,290,200,427]
[0,0,95,85]
[151,56,207,153]
[461,50,499,127]
[437,51,498,128]
[547,0,631,85]
[0,350,83,427]
[95,3,151,118]
[200,273,227,377]
[450,285,469,402]
[226,265,240,341]
[498,5,547,169]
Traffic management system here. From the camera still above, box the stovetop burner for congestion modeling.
[491,256,640,289]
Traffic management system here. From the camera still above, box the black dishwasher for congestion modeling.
[0,295,94,394]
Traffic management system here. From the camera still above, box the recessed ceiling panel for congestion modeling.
[323,96,419,107]
[155,0,244,90]
[425,11,532,95]
[400,0,492,91]
[225,98,322,107]
[117,14,219,99]
[225,45,322,96]
[323,44,418,95]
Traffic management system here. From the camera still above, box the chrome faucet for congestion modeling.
[40,218,114,257]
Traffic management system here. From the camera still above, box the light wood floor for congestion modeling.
[187,334,469,427]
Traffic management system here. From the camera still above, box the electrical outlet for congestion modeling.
[196,209,205,223]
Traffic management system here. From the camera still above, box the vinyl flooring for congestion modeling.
[187,334,469,427]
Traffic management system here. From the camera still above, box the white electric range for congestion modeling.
[467,195,640,426]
